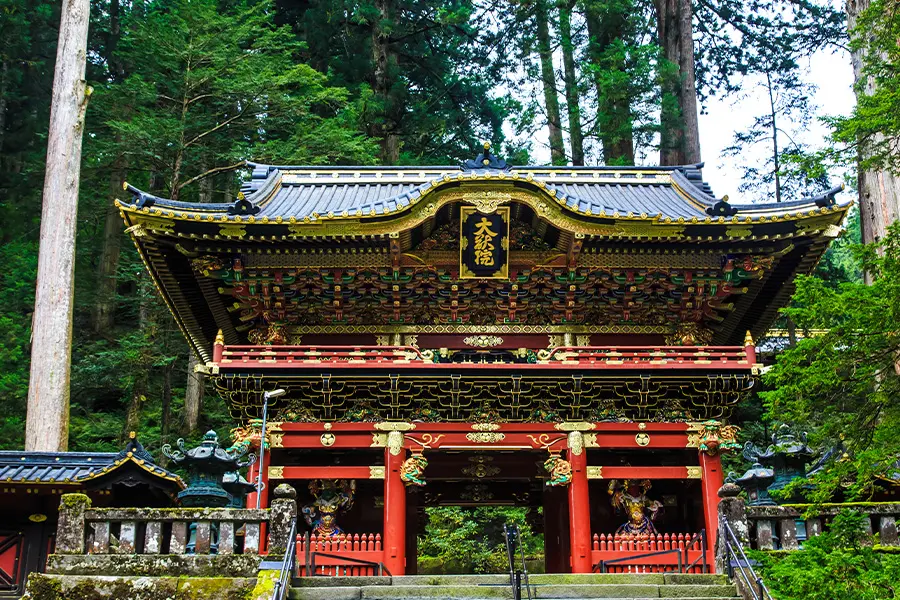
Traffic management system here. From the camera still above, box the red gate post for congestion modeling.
[246,443,270,510]
[383,431,407,575]
[699,450,724,570]
[567,431,593,573]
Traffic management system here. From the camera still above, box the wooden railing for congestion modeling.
[216,344,755,371]
[591,532,707,573]
[297,533,384,576]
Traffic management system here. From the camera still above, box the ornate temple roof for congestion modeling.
[122,160,845,226]
[116,156,851,361]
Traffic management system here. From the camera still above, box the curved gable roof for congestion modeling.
[120,161,847,226]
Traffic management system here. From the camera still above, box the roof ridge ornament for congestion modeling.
[227,191,261,216]
[706,194,739,217]
[806,184,844,208]
[462,141,511,172]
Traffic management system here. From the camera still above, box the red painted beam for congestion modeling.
[588,466,700,479]
[272,466,380,480]
[274,422,691,433]
[273,427,694,450]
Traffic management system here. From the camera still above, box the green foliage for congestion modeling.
[757,511,900,600]
[0,241,38,448]
[760,223,900,501]
[830,0,900,174]
[418,507,543,573]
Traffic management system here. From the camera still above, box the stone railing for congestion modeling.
[746,502,900,550]
[48,485,298,578]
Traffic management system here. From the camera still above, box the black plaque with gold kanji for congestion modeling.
[460,206,510,279]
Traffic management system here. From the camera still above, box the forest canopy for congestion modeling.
[1,0,897,512]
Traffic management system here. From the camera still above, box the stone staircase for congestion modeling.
[288,573,740,599]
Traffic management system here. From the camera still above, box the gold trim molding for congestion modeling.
[268,466,284,480]
[554,422,597,432]
[374,422,417,432]
[369,466,386,479]
[465,432,506,443]
[586,466,603,479]
[472,423,501,431]
[686,467,703,479]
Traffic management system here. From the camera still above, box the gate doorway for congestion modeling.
[409,450,549,575]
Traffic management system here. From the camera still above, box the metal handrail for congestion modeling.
[309,551,392,577]
[685,529,709,573]
[721,517,775,600]
[597,548,683,573]
[503,524,532,600]
[272,518,298,600]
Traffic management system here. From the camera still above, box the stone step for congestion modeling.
[288,583,739,600]
[292,573,729,587]
[287,573,739,600]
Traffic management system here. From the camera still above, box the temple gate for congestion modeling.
[118,146,848,575]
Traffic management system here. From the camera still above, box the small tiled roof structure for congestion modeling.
[0,433,184,492]
[0,451,111,484]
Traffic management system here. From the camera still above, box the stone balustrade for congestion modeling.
[48,486,297,578]
[746,502,900,550]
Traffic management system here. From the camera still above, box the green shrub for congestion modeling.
[757,511,900,600]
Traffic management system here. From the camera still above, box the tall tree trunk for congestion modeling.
[765,71,782,203]
[0,60,8,153]
[535,0,566,164]
[161,361,174,448]
[181,159,212,435]
[92,158,126,335]
[372,0,400,165]
[184,354,204,435]
[584,0,635,163]
[655,0,701,165]
[558,0,584,165]
[25,0,91,452]
[847,0,900,251]
[123,275,153,442]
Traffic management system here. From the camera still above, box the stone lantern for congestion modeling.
[743,425,813,505]
[733,462,776,506]
[163,430,256,508]
[223,471,258,508]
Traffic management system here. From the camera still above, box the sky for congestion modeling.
[697,49,857,203]
[519,46,858,206]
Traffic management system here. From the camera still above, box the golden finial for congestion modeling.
[122,181,129,191]
[483,140,491,150]
[744,330,754,346]
[129,431,136,439]
[722,194,730,203]
[215,329,225,345]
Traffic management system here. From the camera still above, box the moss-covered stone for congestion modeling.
[247,570,278,600]
[22,573,64,600]
[57,494,91,555]
[177,577,256,600]
[47,553,262,577]
[23,574,258,600]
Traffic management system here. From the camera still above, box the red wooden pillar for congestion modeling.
[383,431,407,575]
[567,432,592,573]
[246,448,270,509]
[700,450,724,570]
